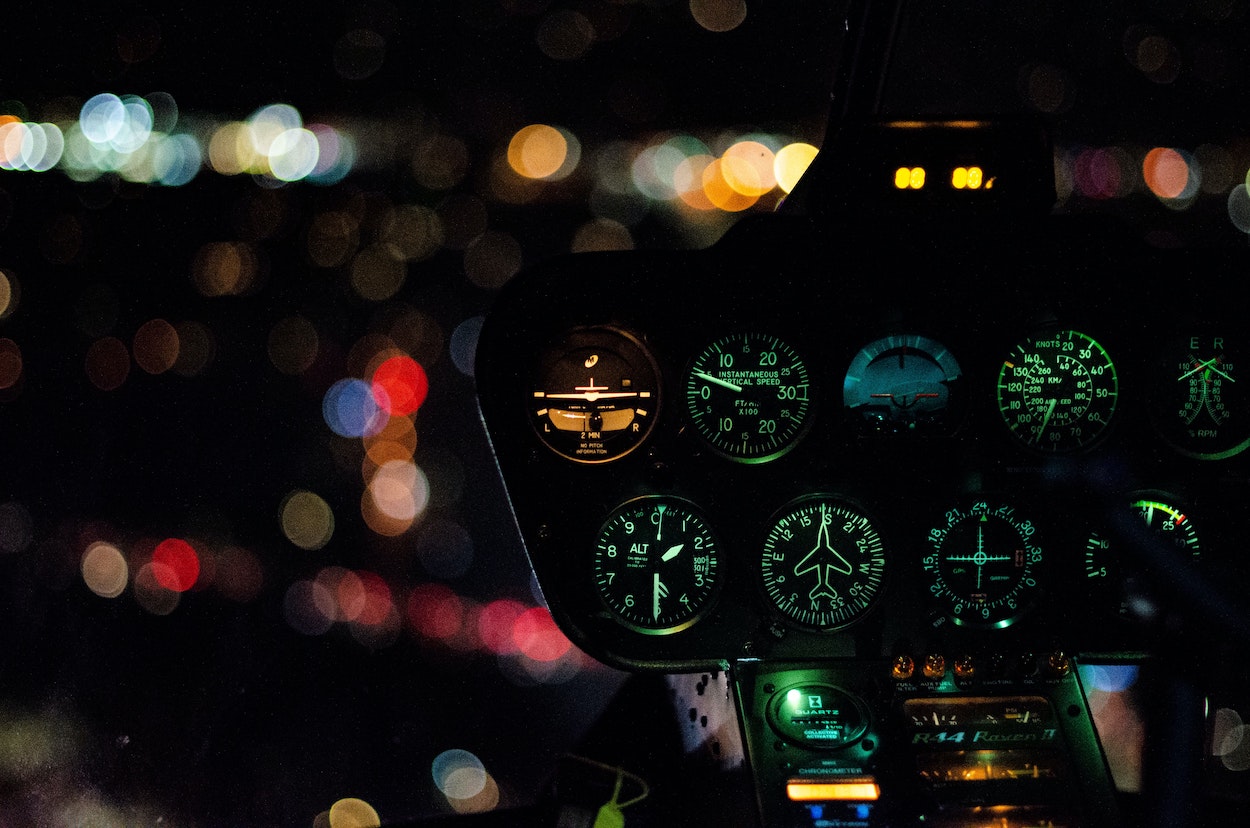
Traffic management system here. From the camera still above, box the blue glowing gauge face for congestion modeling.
[842,334,963,434]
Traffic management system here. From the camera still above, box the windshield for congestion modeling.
[1,2,1247,826]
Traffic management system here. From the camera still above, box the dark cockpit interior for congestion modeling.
[3,2,1250,826]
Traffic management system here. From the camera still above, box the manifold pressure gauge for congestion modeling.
[530,327,660,463]
[684,332,813,462]
[593,496,722,634]
[996,328,1118,453]
[760,496,886,631]
[923,498,1043,629]
[1084,492,1201,616]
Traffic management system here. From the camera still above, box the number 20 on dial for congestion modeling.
[996,328,1118,453]
[684,332,813,463]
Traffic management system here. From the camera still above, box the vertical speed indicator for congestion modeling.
[996,329,1118,453]
[684,332,813,463]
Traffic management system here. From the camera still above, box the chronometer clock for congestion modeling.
[592,496,722,634]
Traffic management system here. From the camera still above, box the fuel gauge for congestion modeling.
[530,327,661,463]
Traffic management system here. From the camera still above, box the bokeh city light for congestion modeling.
[2,3,1250,826]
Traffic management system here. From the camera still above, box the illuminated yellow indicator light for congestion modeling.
[1047,652,1071,676]
[923,654,946,679]
[951,167,987,189]
[893,167,926,189]
[891,654,915,680]
[786,781,880,802]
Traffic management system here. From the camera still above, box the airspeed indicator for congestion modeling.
[996,328,1118,453]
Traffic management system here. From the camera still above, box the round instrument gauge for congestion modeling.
[760,496,886,631]
[684,332,813,463]
[592,496,721,634]
[923,498,1044,629]
[1149,330,1250,459]
[1084,493,1201,615]
[996,329,1118,453]
[767,683,870,749]
[843,333,964,434]
[530,327,660,463]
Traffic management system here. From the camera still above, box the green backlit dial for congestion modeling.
[1149,331,1250,459]
[592,496,721,634]
[996,329,1118,453]
[1084,493,1201,615]
[923,499,1043,629]
[760,497,886,631]
[684,332,813,462]
[767,683,870,749]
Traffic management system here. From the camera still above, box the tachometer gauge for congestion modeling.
[592,497,721,634]
[996,328,1118,453]
[1084,492,1201,616]
[843,333,964,434]
[530,327,660,463]
[923,498,1043,629]
[684,332,813,462]
[760,496,886,631]
[1149,330,1250,459]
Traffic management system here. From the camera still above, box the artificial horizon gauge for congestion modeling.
[683,332,813,462]
[760,496,886,630]
[842,333,964,433]
[592,496,721,634]
[1148,330,1250,459]
[996,328,1118,453]
[923,498,1044,629]
[529,327,660,463]
[1084,493,1201,615]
